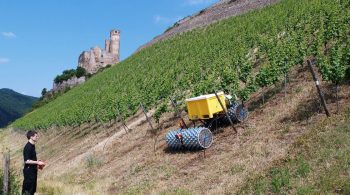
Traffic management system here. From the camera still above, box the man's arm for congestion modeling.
[25,160,45,165]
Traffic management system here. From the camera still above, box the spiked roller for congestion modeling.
[165,127,213,150]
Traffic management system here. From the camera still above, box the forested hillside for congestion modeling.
[0,88,37,128]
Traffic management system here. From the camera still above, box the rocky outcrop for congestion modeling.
[52,76,86,92]
[137,0,280,52]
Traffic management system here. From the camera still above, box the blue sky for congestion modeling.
[0,0,217,97]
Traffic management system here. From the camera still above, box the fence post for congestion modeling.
[307,59,330,117]
[214,91,237,134]
[3,152,10,194]
[140,103,155,134]
[169,97,187,129]
[116,105,130,134]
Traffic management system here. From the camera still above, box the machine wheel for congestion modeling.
[235,104,248,122]
[225,103,248,123]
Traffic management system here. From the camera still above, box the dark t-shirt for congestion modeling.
[23,142,37,169]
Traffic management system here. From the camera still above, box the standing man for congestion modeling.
[22,130,45,195]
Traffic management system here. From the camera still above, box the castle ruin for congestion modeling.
[78,29,120,73]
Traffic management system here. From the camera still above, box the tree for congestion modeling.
[76,67,87,78]
[54,68,78,84]
[41,88,47,97]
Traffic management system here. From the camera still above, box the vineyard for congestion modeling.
[14,0,350,130]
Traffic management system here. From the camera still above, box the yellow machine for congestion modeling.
[185,91,248,125]
[165,92,248,150]
[186,92,226,120]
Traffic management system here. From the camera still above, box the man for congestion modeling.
[22,131,45,195]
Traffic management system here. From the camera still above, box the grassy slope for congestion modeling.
[239,109,350,194]
[2,78,348,194]
[14,0,350,129]
[0,88,38,128]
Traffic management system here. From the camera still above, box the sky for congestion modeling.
[0,0,217,97]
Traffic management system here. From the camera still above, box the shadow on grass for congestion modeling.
[163,145,206,154]
[248,83,284,113]
[280,97,322,123]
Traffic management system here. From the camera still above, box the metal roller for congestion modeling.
[165,127,213,150]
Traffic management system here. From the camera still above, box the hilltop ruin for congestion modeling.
[78,29,120,74]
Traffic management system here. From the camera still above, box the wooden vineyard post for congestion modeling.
[214,91,237,134]
[307,59,331,117]
[154,125,163,153]
[169,97,187,129]
[140,103,155,134]
[116,105,130,134]
[3,152,10,195]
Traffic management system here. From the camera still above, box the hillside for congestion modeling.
[1,0,350,194]
[0,88,37,128]
[13,0,350,130]
[137,0,280,51]
[1,67,349,194]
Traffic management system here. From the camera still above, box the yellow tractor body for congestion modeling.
[186,92,226,120]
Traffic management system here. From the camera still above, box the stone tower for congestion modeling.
[109,29,120,61]
[78,29,120,74]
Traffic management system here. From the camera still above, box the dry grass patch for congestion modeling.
[239,109,350,194]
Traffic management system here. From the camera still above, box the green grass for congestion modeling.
[13,0,350,129]
[239,108,350,194]
[0,169,21,195]
[124,180,152,195]
[38,185,63,195]
[159,188,193,195]
[85,154,103,168]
